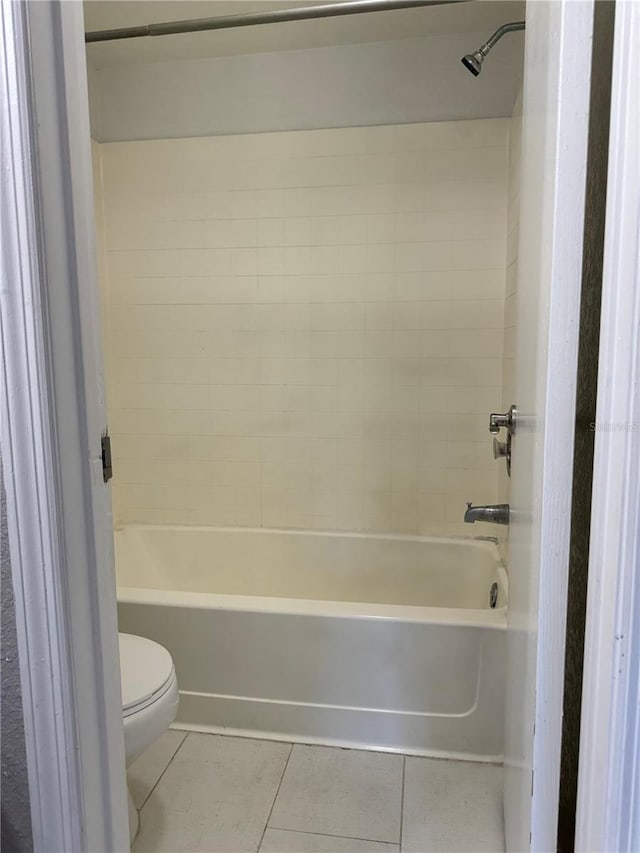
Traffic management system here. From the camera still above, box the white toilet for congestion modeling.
[120,633,179,842]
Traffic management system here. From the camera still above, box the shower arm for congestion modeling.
[479,21,526,56]
[85,0,468,43]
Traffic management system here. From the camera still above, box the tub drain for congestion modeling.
[489,582,498,609]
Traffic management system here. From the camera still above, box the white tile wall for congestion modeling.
[499,95,522,511]
[92,139,109,345]
[94,119,509,535]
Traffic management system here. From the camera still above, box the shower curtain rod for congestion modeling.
[85,0,466,43]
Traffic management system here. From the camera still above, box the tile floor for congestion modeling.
[129,731,504,853]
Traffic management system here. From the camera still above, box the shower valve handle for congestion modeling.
[489,404,517,436]
[493,437,508,459]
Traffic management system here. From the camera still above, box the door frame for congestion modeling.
[575,2,640,850]
[1,1,639,851]
[0,2,128,851]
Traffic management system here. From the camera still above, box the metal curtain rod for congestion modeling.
[85,0,466,43]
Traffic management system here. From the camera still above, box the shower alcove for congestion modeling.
[87,0,524,763]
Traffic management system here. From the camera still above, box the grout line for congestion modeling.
[399,755,406,852]
[256,742,294,853]
[267,826,400,847]
[137,730,188,812]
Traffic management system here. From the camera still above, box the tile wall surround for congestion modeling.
[92,139,110,352]
[93,118,510,535]
[499,95,522,515]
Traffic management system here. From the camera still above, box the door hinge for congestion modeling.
[101,433,113,483]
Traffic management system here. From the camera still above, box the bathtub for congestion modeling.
[116,525,507,762]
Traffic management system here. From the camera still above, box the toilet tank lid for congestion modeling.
[119,633,175,712]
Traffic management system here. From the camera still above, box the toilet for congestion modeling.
[120,633,179,842]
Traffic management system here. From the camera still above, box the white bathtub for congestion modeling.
[116,525,507,762]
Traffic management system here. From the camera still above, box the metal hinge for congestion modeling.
[101,432,113,483]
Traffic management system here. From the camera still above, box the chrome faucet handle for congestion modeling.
[493,434,512,476]
[493,437,508,459]
[489,404,517,435]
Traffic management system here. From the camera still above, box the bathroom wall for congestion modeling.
[1,458,34,853]
[91,140,110,349]
[95,118,509,535]
[499,92,522,509]
[88,32,523,142]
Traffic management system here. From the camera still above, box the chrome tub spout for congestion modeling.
[464,502,510,525]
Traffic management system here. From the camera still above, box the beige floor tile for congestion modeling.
[134,734,291,853]
[133,800,245,853]
[269,746,403,844]
[260,828,399,853]
[128,730,187,809]
[402,757,504,853]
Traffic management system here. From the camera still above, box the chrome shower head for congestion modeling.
[461,20,525,77]
[461,49,484,76]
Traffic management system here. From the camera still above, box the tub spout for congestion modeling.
[464,502,510,525]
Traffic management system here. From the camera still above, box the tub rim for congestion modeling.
[115,524,508,628]
[114,521,504,551]
[117,581,508,628]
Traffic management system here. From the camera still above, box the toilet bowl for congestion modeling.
[120,633,179,843]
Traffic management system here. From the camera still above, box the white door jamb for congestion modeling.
[575,3,640,850]
[0,2,128,850]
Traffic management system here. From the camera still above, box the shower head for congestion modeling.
[461,49,484,77]
[461,20,525,77]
